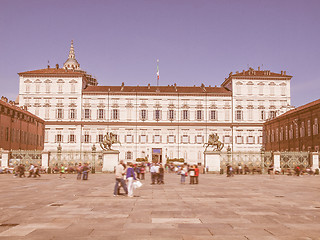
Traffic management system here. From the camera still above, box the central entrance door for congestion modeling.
[152,148,162,163]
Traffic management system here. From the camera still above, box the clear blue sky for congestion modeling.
[0,0,319,107]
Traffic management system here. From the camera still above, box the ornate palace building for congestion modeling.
[18,41,292,164]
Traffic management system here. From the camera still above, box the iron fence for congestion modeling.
[10,150,42,167]
[279,151,310,169]
[48,151,103,172]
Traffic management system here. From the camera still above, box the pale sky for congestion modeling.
[0,0,319,107]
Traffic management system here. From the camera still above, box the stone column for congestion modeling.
[41,152,49,169]
[1,150,10,168]
[311,152,319,171]
[204,151,221,173]
[273,152,281,171]
[102,150,120,172]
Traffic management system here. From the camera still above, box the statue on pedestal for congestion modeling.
[203,133,224,152]
[100,132,121,151]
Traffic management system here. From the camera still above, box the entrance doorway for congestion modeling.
[152,148,162,163]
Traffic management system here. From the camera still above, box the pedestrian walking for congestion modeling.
[126,162,136,197]
[27,164,35,178]
[180,163,188,184]
[59,164,66,178]
[189,165,195,184]
[34,165,41,177]
[140,164,145,180]
[18,164,26,178]
[82,163,89,180]
[194,165,199,184]
[158,164,164,184]
[76,163,82,180]
[114,160,128,196]
[150,163,156,184]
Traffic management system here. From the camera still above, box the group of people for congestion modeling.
[150,163,165,184]
[13,164,41,178]
[114,160,138,197]
[178,163,200,184]
[58,163,90,180]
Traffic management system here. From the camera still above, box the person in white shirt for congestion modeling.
[114,160,128,196]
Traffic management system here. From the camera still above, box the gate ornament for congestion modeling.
[100,132,121,151]
[203,133,224,151]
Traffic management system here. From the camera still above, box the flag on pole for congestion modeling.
[156,59,159,80]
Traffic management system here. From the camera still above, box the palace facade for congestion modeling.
[18,41,292,164]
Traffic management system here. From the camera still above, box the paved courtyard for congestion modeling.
[0,172,320,240]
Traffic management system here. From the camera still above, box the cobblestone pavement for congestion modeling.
[0,173,320,240]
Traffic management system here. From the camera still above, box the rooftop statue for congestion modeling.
[100,132,121,151]
[203,133,224,152]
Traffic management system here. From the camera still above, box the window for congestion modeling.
[300,122,305,137]
[56,109,63,119]
[168,135,175,143]
[258,136,263,144]
[45,83,50,93]
[70,109,76,119]
[270,84,275,96]
[289,125,293,139]
[269,111,276,119]
[154,110,161,121]
[313,118,319,135]
[182,110,189,120]
[126,135,133,143]
[307,120,311,136]
[224,135,231,144]
[248,109,253,120]
[98,134,104,143]
[236,110,242,120]
[210,110,217,120]
[236,136,243,144]
[84,134,90,143]
[168,110,174,121]
[196,135,203,144]
[280,127,284,141]
[58,84,63,93]
[182,135,189,143]
[56,134,62,143]
[35,83,40,93]
[84,109,90,119]
[281,85,286,96]
[261,110,265,120]
[247,136,255,144]
[71,83,76,93]
[69,134,75,143]
[285,126,288,140]
[154,135,161,143]
[140,109,147,121]
[112,109,119,120]
[196,110,202,120]
[126,151,133,160]
[25,84,30,93]
[140,135,147,143]
[98,109,105,119]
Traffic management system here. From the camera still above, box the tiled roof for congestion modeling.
[83,85,231,94]
[18,68,86,76]
[0,98,44,122]
[277,99,320,119]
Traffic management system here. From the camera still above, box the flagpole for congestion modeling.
[156,59,159,87]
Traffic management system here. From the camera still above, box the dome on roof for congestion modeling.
[63,40,81,70]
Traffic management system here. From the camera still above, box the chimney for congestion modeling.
[174,83,177,87]
[281,71,283,75]
[284,71,286,75]
[56,64,59,69]
[148,83,151,89]
[258,66,260,71]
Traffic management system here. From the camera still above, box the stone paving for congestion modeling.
[0,172,320,240]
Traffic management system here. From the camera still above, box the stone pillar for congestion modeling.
[102,150,120,172]
[311,152,319,171]
[1,150,10,168]
[41,152,49,169]
[273,152,281,171]
[204,151,221,173]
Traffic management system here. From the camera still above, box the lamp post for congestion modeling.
[92,144,96,174]
[260,146,265,173]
